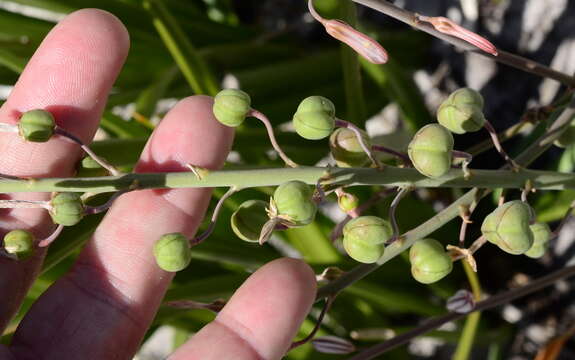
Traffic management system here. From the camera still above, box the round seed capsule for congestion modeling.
[409,238,453,284]
[342,216,391,263]
[3,229,35,260]
[329,128,371,167]
[525,222,551,259]
[273,180,317,226]
[49,192,85,226]
[213,89,251,127]
[554,120,575,148]
[293,96,336,140]
[153,233,191,272]
[231,200,270,242]
[337,192,359,213]
[481,200,534,255]
[18,109,55,142]
[407,124,454,178]
[437,88,485,134]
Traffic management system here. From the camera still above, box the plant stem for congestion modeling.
[372,145,411,163]
[388,187,410,243]
[350,0,575,86]
[483,121,520,170]
[339,0,367,124]
[452,261,483,360]
[190,186,239,246]
[3,167,575,194]
[290,296,335,350]
[248,109,299,168]
[348,263,575,360]
[335,119,380,167]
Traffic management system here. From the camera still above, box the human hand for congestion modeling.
[0,9,316,360]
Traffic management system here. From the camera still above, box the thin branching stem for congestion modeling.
[248,109,299,168]
[350,0,575,86]
[348,263,575,359]
[335,119,380,167]
[483,120,520,170]
[290,295,336,350]
[190,186,240,246]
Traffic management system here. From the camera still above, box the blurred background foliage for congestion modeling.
[1,0,574,359]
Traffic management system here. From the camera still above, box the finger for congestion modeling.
[0,9,129,331]
[170,258,316,360]
[9,96,234,360]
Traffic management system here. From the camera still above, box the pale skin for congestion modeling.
[0,9,316,360]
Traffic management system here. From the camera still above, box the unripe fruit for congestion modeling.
[554,120,575,148]
[437,88,485,134]
[273,181,317,226]
[481,200,534,255]
[213,89,251,127]
[525,222,551,259]
[49,192,85,226]
[153,233,192,272]
[342,216,391,263]
[329,128,371,167]
[408,124,454,178]
[293,96,336,140]
[337,192,359,213]
[76,156,107,177]
[231,200,270,242]
[409,238,453,284]
[18,109,55,142]
[3,229,34,260]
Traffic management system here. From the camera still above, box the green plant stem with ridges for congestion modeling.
[143,0,219,95]
[339,0,366,124]
[452,261,483,360]
[3,167,575,193]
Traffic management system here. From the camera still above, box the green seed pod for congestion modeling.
[481,200,534,255]
[212,89,251,127]
[76,156,107,177]
[407,124,454,178]
[3,229,35,260]
[231,200,270,242]
[437,88,485,134]
[337,192,359,213]
[554,120,575,148]
[293,96,336,140]
[273,180,317,226]
[49,192,85,226]
[18,109,55,142]
[329,128,371,167]
[409,238,453,284]
[153,233,192,272]
[342,216,391,263]
[525,222,552,259]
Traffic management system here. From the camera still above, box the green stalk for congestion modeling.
[2,167,575,193]
[452,261,482,360]
[143,0,219,95]
[339,0,366,123]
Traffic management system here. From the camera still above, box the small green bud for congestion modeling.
[525,222,551,259]
[49,192,85,226]
[231,200,270,242]
[329,128,371,167]
[3,229,35,260]
[76,156,107,177]
[293,96,336,140]
[407,124,454,178]
[18,109,55,142]
[153,233,191,272]
[437,88,485,134]
[338,192,359,213]
[342,216,391,263]
[554,120,575,148]
[481,200,534,255]
[409,238,453,284]
[273,180,317,226]
[213,89,251,127]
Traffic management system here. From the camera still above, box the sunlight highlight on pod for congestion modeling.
[308,0,388,64]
